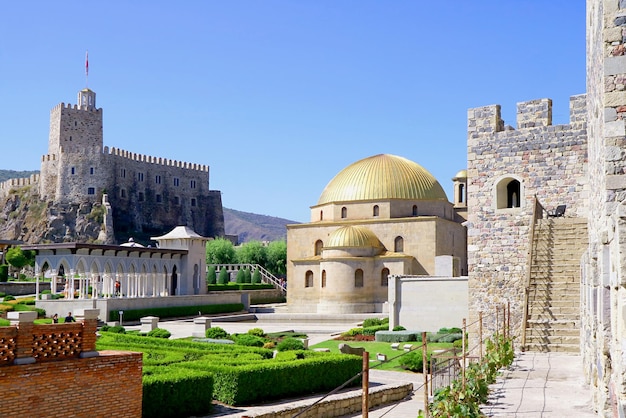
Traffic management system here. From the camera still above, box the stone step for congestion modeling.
[527,318,579,329]
[528,313,580,322]
[523,343,580,353]
[526,334,580,345]
[527,298,578,307]
[525,327,580,337]
[528,305,580,315]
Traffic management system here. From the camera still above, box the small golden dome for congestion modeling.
[453,169,467,179]
[317,154,447,205]
[326,225,384,249]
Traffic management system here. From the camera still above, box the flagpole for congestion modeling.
[85,51,89,88]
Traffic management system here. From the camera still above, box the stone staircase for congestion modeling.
[523,217,588,353]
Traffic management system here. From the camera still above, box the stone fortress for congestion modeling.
[0,87,224,243]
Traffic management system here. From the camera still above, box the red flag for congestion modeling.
[85,51,89,77]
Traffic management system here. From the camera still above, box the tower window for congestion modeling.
[120,169,126,178]
[373,205,379,217]
[495,177,523,209]
[155,175,162,184]
[314,240,323,256]
[87,187,95,195]
[138,172,144,182]
[320,210,323,221]
[156,194,162,203]
[354,269,364,288]
[120,189,126,198]
[191,198,197,207]
[305,271,313,288]
[190,180,196,189]
[394,236,404,252]
[174,178,180,187]
[90,167,94,175]
[321,270,327,288]
[341,207,347,218]
[412,205,418,216]
[381,268,389,287]
[174,196,180,205]
[138,192,144,202]
[71,167,75,175]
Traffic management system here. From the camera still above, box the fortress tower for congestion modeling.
[40,89,108,203]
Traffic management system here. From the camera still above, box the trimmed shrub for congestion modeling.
[399,349,431,372]
[218,267,229,284]
[252,269,261,284]
[437,333,463,343]
[247,327,265,337]
[147,328,172,339]
[3,295,15,302]
[393,325,406,331]
[342,327,363,337]
[276,337,305,351]
[206,327,229,340]
[235,269,245,284]
[143,367,214,418]
[206,266,216,285]
[363,324,388,336]
[263,341,275,350]
[232,334,266,347]
[439,327,462,334]
[363,317,389,328]
[101,325,126,334]
[375,330,420,343]
[0,265,8,282]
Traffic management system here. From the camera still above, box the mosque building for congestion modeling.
[286,153,467,314]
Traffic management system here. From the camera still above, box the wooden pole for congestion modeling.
[502,303,506,339]
[479,311,483,361]
[422,332,429,418]
[362,351,369,418]
[462,318,467,392]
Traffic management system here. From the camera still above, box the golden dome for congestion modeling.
[317,154,447,205]
[453,169,467,179]
[326,225,384,249]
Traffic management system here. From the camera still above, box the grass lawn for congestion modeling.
[310,339,455,372]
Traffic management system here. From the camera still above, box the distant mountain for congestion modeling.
[0,169,39,182]
[223,207,298,243]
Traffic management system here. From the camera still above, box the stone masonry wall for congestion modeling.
[582,0,626,415]
[467,96,587,345]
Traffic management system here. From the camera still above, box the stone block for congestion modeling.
[403,344,413,352]
[605,56,626,76]
[193,316,212,338]
[140,316,159,333]
[339,343,365,356]
[391,343,400,350]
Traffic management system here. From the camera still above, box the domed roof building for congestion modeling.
[287,154,467,314]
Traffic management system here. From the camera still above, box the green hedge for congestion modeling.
[108,303,244,321]
[142,367,214,418]
[180,354,362,405]
[375,330,421,342]
[207,283,274,291]
[363,324,389,336]
[0,265,8,282]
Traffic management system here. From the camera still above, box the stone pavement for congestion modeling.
[125,316,598,417]
[481,351,596,417]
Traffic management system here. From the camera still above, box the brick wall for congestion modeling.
[0,350,142,418]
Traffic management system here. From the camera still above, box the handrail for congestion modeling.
[207,263,286,295]
[521,195,543,349]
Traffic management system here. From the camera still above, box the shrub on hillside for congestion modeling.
[276,337,305,351]
[206,327,230,340]
[247,327,265,337]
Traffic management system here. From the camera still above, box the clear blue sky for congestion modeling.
[0,1,585,223]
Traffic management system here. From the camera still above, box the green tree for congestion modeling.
[266,240,287,277]
[244,267,252,284]
[252,268,262,284]
[6,247,35,270]
[236,240,267,266]
[235,268,245,284]
[206,265,216,285]
[206,238,237,264]
[218,267,229,284]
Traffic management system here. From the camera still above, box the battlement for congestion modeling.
[41,154,57,162]
[0,173,40,195]
[468,95,586,134]
[104,146,209,172]
[51,102,102,113]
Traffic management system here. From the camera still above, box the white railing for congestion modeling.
[207,263,286,295]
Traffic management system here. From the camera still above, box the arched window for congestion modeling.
[354,269,364,288]
[314,240,323,256]
[381,268,389,287]
[394,236,404,252]
[373,205,379,217]
[495,177,523,209]
[458,183,465,203]
[305,271,313,288]
[412,205,418,216]
[321,270,326,288]
[341,207,347,219]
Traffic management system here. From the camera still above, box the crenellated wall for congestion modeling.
[467,96,588,348]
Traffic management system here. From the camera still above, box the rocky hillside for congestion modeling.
[0,170,298,244]
[224,208,298,243]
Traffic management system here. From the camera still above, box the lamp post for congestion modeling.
[119,310,124,327]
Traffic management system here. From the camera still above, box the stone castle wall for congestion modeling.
[467,96,587,343]
[582,0,626,415]
[1,92,224,242]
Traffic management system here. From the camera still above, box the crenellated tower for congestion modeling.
[40,89,107,202]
